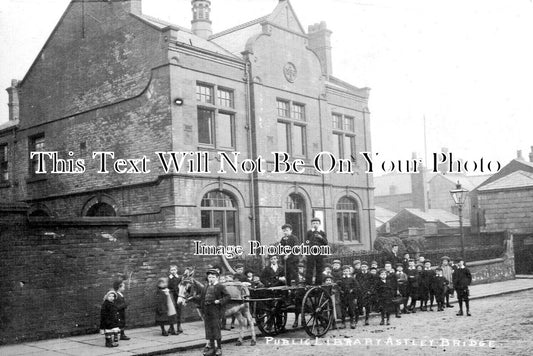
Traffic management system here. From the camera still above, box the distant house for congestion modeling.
[376,208,470,236]
[470,152,533,275]
[374,205,396,230]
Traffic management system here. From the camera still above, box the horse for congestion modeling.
[176,269,256,347]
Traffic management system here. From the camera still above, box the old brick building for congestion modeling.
[1,0,375,249]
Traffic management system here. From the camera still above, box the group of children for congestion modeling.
[320,254,473,328]
[99,254,473,350]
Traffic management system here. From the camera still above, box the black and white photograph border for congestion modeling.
[1,0,533,355]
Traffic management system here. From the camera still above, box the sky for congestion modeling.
[1,0,533,171]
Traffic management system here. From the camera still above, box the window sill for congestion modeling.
[26,175,47,184]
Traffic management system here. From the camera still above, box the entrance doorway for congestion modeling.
[285,193,306,243]
[514,234,533,274]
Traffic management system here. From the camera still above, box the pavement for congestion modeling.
[2,277,533,356]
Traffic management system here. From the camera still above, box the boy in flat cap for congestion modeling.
[440,256,455,308]
[395,263,410,314]
[452,258,472,316]
[331,259,343,282]
[232,263,248,283]
[279,223,299,286]
[376,269,396,325]
[200,269,230,356]
[337,265,360,329]
[305,217,328,285]
[432,267,449,311]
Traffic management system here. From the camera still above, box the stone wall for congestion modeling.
[0,205,222,345]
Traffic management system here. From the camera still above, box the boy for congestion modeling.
[297,262,306,285]
[352,259,362,279]
[337,265,359,329]
[420,260,435,311]
[305,217,328,285]
[432,267,449,311]
[395,264,410,314]
[168,265,183,334]
[100,291,120,347]
[113,280,131,341]
[383,261,400,318]
[405,260,419,312]
[452,258,472,316]
[322,263,333,279]
[370,260,379,270]
[331,259,343,281]
[376,269,395,326]
[440,256,455,308]
[200,269,230,356]
[233,263,248,283]
[279,224,299,286]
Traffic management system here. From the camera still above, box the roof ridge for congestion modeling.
[137,13,192,32]
[209,15,269,39]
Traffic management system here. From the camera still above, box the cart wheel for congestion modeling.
[255,300,288,336]
[301,286,334,337]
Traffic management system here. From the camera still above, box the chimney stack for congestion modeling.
[191,0,212,39]
[6,79,20,121]
[517,150,524,161]
[308,21,332,78]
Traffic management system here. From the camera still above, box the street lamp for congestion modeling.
[450,181,469,258]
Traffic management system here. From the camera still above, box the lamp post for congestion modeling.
[450,181,469,258]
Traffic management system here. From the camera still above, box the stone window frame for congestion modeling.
[28,133,45,177]
[335,196,361,242]
[277,98,307,158]
[200,190,239,246]
[331,112,356,162]
[196,82,237,150]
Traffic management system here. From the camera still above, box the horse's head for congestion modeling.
[176,268,200,306]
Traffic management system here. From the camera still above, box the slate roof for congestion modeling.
[477,170,533,191]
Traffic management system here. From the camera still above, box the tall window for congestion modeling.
[197,82,235,149]
[201,191,238,246]
[336,197,360,242]
[0,144,7,182]
[29,134,45,175]
[277,99,307,157]
[331,113,355,160]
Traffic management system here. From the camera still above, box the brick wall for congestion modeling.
[0,206,222,345]
[479,188,533,233]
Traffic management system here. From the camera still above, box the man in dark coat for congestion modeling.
[279,223,300,286]
[200,269,231,356]
[304,217,328,285]
[452,257,472,316]
[382,244,402,267]
[260,255,286,287]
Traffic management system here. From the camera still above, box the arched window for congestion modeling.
[336,197,359,242]
[29,209,50,217]
[86,202,116,217]
[201,191,238,245]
